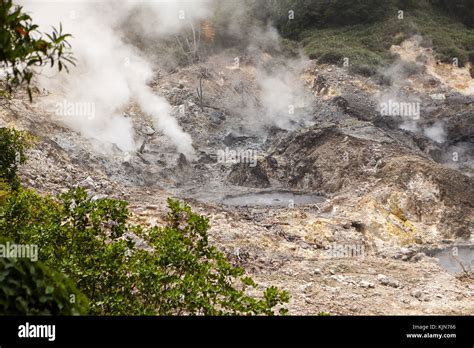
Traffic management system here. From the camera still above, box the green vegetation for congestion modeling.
[407,7,474,66]
[0,1,289,316]
[0,0,74,100]
[0,252,89,315]
[0,127,33,190]
[300,20,399,76]
[132,0,473,74]
[270,0,391,38]
[256,0,474,75]
[0,127,289,315]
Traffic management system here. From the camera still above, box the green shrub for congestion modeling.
[278,1,474,77]
[469,51,474,63]
[0,0,74,100]
[435,46,468,67]
[0,185,289,315]
[268,0,395,39]
[280,38,300,58]
[0,124,289,316]
[318,50,345,65]
[130,198,289,315]
[0,251,88,315]
[349,64,378,77]
[0,127,33,190]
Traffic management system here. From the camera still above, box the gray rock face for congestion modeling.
[331,94,378,121]
[257,120,473,239]
[227,161,270,188]
[4,44,473,316]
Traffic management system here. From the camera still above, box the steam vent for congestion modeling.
[0,1,473,343]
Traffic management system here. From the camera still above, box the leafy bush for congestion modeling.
[0,128,289,316]
[130,198,289,315]
[0,0,74,100]
[0,127,33,190]
[318,50,346,65]
[0,186,134,313]
[267,0,395,39]
[435,46,468,67]
[267,0,474,76]
[0,250,88,315]
[0,186,289,315]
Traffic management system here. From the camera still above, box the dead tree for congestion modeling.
[196,75,204,112]
[175,22,201,64]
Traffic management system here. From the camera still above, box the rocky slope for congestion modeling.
[1,38,473,315]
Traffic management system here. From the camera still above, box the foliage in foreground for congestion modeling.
[0,0,74,100]
[0,127,33,190]
[0,251,89,315]
[0,186,289,315]
[0,126,289,315]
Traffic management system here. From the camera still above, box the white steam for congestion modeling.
[378,36,448,144]
[21,0,210,158]
[423,121,446,143]
[21,0,312,155]
[258,61,311,129]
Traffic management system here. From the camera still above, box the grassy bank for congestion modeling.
[295,6,474,75]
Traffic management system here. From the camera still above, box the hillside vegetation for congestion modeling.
[243,0,474,75]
